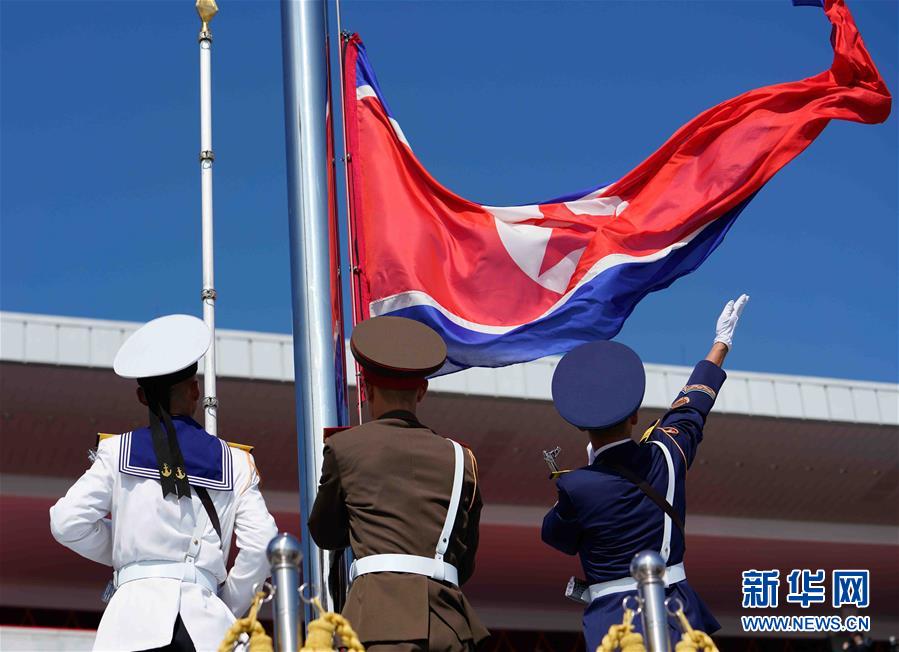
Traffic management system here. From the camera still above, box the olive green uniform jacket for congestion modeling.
[308,413,488,648]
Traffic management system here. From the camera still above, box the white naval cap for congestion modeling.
[113,314,211,380]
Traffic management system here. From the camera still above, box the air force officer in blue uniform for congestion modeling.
[542,295,749,650]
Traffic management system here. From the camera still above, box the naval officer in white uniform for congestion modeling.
[50,315,278,651]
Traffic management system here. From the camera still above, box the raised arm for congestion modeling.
[649,295,750,467]
[705,342,730,367]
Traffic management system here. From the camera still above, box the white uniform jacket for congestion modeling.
[49,434,278,651]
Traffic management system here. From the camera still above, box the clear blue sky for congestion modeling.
[1,1,896,381]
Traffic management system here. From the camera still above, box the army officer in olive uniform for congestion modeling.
[309,316,488,652]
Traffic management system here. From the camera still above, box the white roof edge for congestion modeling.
[2,311,897,425]
[635,361,898,392]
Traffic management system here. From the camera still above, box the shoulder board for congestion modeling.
[96,432,120,445]
[640,419,661,443]
[227,441,254,454]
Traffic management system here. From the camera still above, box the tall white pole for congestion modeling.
[280,0,339,617]
[197,0,218,435]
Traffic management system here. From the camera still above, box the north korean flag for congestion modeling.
[343,0,889,374]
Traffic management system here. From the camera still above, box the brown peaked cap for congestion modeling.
[350,316,447,377]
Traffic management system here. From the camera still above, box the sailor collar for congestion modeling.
[119,415,233,492]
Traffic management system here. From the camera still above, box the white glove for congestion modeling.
[714,294,749,349]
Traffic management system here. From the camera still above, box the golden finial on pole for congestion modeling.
[196,0,218,34]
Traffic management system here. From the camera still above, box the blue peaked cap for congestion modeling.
[552,341,646,430]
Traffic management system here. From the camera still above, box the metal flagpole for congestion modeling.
[280,0,339,618]
[197,0,218,435]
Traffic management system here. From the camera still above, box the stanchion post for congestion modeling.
[631,550,671,652]
[267,533,303,652]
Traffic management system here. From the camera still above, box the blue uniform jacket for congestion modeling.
[542,360,726,650]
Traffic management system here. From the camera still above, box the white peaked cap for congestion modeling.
[114,314,211,379]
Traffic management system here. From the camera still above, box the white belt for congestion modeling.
[114,560,219,594]
[350,553,460,586]
[588,562,686,602]
[350,439,466,589]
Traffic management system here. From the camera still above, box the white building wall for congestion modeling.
[2,311,897,425]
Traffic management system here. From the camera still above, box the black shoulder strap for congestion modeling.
[195,486,223,543]
[600,461,686,539]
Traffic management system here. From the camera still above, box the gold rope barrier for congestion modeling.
[596,607,646,652]
[299,597,364,652]
[218,590,274,652]
[595,601,719,652]
[218,589,365,652]
[672,607,718,652]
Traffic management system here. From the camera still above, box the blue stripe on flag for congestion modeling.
[354,42,395,118]
[386,195,754,374]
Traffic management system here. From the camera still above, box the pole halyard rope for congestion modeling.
[334,0,365,425]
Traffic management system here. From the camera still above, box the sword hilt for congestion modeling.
[543,446,567,479]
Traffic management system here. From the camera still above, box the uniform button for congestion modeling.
[193,539,199,545]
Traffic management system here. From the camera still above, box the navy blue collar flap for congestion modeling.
[119,417,233,491]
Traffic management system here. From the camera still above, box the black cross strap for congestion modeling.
[196,486,222,542]
[596,461,686,540]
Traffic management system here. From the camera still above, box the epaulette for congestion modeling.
[227,441,254,454]
[640,420,686,464]
[640,419,661,443]
[96,432,120,445]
